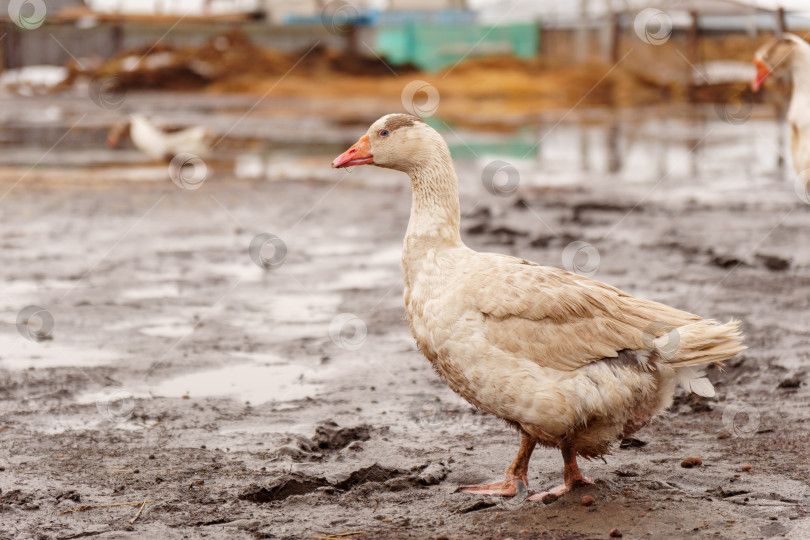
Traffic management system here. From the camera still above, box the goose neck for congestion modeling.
[791,41,810,92]
[404,160,463,250]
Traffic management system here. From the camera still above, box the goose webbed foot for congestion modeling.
[459,431,537,497]
[526,476,594,502]
[527,443,593,501]
[460,476,527,497]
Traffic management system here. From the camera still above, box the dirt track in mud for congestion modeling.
[1,118,810,539]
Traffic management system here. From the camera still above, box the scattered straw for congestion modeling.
[60,500,153,515]
[129,500,148,524]
[311,532,368,540]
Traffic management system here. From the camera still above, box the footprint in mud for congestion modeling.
[310,421,371,451]
[238,464,403,503]
[239,461,448,503]
[245,421,447,503]
[274,421,372,461]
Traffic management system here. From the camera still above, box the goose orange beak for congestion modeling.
[752,58,771,92]
[332,135,374,168]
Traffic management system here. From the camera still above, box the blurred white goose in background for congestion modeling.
[332,114,745,501]
[753,33,810,175]
[107,114,213,162]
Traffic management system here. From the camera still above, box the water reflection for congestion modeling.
[445,106,789,188]
[0,99,792,190]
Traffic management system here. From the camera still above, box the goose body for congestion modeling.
[108,114,212,161]
[753,34,810,175]
[333,114,745,499]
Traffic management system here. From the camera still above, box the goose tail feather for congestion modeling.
[652,319,745,398]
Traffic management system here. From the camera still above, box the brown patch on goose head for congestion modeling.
[382,114,424,133]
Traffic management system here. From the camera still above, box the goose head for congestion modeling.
[106,119,130,148]
[332,114,448,174]
[752,33,807,91]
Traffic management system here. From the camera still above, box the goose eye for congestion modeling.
[378,129,390,137]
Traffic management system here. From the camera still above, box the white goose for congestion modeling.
[753,33,810,175]
[107,114,213,161]
[332,114,745,501]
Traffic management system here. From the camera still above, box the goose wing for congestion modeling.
[469,254,702,371]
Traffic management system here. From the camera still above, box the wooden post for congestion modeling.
[112,23,124,57]
[345,25,358,59]
[537,19,544,59]
[0,22,8,73]
[688,10,699,65]
[777,7,787,34]
[611,12,621,64]
[6,23,20,69]
[688,11,699,103]
[574,0,589,63]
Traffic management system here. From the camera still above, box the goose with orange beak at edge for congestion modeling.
[752,33,810,175]
[332,113,745,501]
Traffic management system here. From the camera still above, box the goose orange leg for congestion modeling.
[460,432,537,497]
[527,444,594,501]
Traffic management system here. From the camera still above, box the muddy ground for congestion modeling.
[1,101,810,539]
